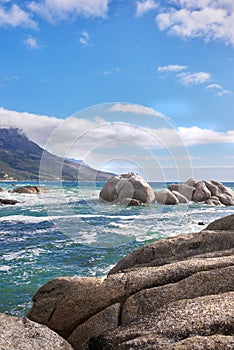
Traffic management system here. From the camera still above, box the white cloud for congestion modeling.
[207,83,223,90]
[0,1,111,29]
[109,103,165,118]
[0,3,37,28]
[216,90,231,97]
[156,0,234,46]
[157,64,188,73]
[178,126,234,146]
[28,0,111,22]
[79,29,90,46]
[0,107,62,148]
[176,71,211,86]
[206,83,231,96]
[23,35,40,49]
[102,67,120,75]
[135,0,158,17]
[157,65,230,93]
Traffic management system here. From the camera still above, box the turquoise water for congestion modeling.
[0,181,233,316]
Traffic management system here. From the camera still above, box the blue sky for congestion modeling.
[0,0,234,181]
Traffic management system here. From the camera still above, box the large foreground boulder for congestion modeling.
[0,313,72,350]
[99,174,155,205]
[90,292,234,349]
[28,214,234,349]
[11,185,49,194]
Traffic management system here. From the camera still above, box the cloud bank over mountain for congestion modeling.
[1,105,233,154]
[0,104,233,181]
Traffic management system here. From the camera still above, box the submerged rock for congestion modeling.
[28,214,234,350]
[99,174,155,204]
[0,313,72,350]
[0,198,19,205]
[11,185,49,194]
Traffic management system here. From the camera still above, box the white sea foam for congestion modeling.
[0,213,139,223]
[0,265,12,272]
[2,248,47,261]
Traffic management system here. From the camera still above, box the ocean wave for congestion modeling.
[0,213,140,224]
[2,248,47,261]
[0,265,12,272]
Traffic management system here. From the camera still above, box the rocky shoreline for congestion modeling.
[1,213,233,349]
[0,177,234,349]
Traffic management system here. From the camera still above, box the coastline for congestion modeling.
[0,180,233,319]
[1,213,233,350]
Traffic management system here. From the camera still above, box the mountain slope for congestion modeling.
[0,128,114,181]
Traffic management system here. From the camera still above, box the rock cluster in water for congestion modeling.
[100,174,234,206]
[27,214,234,350]
[162,179,234,206]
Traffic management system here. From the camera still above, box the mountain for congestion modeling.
[0,128,114,181]
[66,158,85,165]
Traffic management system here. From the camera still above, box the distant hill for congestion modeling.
[0,128,114,181]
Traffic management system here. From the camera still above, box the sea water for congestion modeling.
[0,181,233,317]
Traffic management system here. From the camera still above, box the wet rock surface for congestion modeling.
[27,214,234,349]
